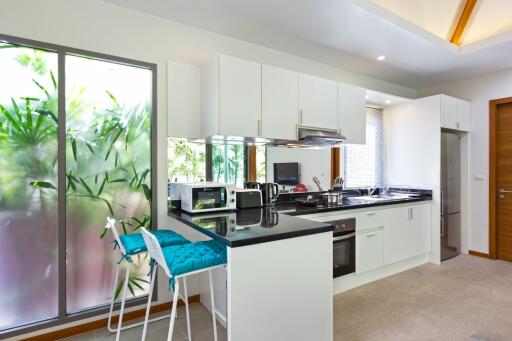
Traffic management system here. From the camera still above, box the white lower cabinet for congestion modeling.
[383,203,431,265]
[356,228,384,274]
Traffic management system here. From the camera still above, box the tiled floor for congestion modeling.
[61,304,227,341]
[62,254,512,340]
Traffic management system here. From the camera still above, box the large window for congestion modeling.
[0,43,59,330]
[0,37,154,336]
[168,138,266,186]
[65,56,152,312]
[343,107,383,188]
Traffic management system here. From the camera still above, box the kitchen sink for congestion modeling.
[350,194,416,202]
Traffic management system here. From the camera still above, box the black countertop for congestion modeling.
[169,207,333,247]
[168,192,432,248]
[275,195,432,216]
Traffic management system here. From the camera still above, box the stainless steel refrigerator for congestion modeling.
[441,131,461,261]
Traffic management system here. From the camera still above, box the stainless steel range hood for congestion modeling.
[270,127,346,148]
[203,127,346,148]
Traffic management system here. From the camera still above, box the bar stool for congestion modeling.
[104,217,190,341]
[140,227,227,341]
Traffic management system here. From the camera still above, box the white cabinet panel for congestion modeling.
[338,83,366,144]
[383,206,410,265]
[409,204,432,257]
[456,99,470,132]
[441,95,457,130]
[441,95,470,132]
[356,228,384,274]
[356,210,384,231]
[384,204,432,265]
[299,73,338,129]
[261,65,299,140]
[219,55,261,137]
[202,55,261,138]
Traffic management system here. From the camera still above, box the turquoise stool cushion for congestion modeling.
[119,230,189,256]
[162,240,227,288]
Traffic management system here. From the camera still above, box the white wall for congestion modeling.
[266,147,331,191]
[384,96,441,263]
[418,68,512,254]
[0,0,417,337]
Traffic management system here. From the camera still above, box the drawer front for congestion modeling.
[356,229,384,274]
[356,210,384,231]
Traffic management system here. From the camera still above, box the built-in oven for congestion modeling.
[327,217,356,278]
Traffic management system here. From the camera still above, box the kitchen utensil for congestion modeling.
[322,192,339,205]
[312,176,327,192]
[261,182,279,206]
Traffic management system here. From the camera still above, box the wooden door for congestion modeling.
[491,100,512,261]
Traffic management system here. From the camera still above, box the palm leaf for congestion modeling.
[79,177,93,195]
[104,128,122,161]
[30,181,57,190]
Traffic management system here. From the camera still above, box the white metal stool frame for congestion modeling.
[104,217,171,341]
[140,227,225,341]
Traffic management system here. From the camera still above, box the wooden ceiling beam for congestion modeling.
[450,0,478,45]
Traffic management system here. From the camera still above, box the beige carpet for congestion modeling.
[62,254,512,340]
[334,254,512,340]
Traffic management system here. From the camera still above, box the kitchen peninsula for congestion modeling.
[168,190,432,341]
[169,206,334,341]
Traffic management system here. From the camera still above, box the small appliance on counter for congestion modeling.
[178,182,236,214]
[236,189,263,209]
[261,182,279,206]
[244,181,279,206]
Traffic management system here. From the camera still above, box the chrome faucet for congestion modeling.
[368,186,379,197]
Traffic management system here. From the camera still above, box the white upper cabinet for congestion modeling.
[201,54,261,138]
[441,95,470,132]
[261,65,299,140]
[338,83,366,144]
[298,73,338,129]
[456,99,470,132]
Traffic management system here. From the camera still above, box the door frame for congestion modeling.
[489,97,512,259]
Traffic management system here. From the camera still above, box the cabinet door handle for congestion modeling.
[456,121,460,129]
[366,233,376,238]
[408,207,413,220]
[257,119,262,136]
[299,109,303,124]
[366,212,376,216]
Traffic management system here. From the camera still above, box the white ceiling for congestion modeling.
[102,0,512,89]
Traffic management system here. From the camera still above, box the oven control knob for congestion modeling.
[231,190,235,195]
[230,199,235,203]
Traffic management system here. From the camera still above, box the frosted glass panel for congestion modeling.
[0,44,58,330]
[65,55,152,312]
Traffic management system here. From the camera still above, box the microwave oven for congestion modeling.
[179,182,237,213]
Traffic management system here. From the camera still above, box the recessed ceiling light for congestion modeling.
[377,55,386,61]
[365,95,369,100]
[385,100,391,104]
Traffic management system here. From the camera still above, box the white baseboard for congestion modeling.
[333,253,430,295]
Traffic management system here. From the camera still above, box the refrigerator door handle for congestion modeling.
[440,190,444,215]
[440,217,445,237]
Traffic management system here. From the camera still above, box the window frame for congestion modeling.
[0,33,158,339]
